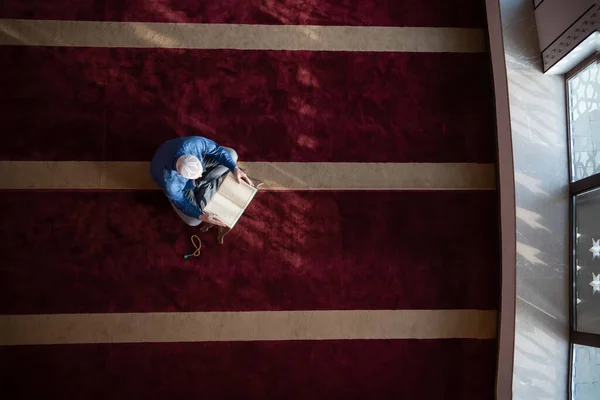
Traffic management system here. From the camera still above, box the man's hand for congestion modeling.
[233,167,253,186]
[199,213,227,227]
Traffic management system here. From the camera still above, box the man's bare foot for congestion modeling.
[199,223,215,233]
[217,226,231,245]
[249,177,264,188]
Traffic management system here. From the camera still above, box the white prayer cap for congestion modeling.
[176,155,203,179]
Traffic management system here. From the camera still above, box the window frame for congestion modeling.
[566,53,600,400]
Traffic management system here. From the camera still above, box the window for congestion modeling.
[569,57,600,182]
[568,54,600,400]
[571,344,600,398]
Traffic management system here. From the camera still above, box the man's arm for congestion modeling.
[191,137,252,186]
[197,138,237,171]
[217,148,237,171]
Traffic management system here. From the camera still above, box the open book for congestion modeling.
[203,173,258,228]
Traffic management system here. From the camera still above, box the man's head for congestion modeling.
[176,154,203,180]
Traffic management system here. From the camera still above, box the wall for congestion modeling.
[485,1,517,398]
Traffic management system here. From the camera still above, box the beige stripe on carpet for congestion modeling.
[0,310,497,345]
[0,19,485,52]
[0,161,495,190]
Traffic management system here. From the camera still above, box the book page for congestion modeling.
[203,192,242,228]
[218,174,258,209]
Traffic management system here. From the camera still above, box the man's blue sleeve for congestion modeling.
[166,190,202,219]
[197,138,237,171]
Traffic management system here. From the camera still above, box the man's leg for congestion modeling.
[202,147,238,182]
[194,178,221,211]
[194,147,238,209]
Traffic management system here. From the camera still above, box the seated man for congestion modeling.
[150,136,252,227]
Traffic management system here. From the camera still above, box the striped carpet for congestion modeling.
[0,1,499,399]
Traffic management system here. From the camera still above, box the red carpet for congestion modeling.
[0,0,499,397]
[0,191,498,314]
[0,0,486,27]
[0,47,494,162]
[1,340,496,399]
